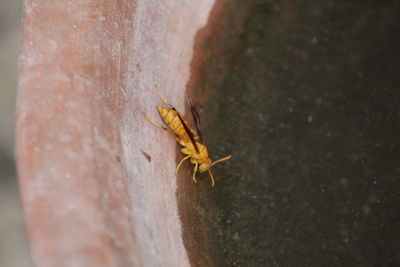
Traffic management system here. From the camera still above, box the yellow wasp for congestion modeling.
[144,88,231,186]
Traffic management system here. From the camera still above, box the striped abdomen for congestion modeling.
[157,106,193,140]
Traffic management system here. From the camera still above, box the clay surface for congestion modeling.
[17,1,400,266]
[17,0,214,266]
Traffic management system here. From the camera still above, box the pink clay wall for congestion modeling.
[17,1,216,266]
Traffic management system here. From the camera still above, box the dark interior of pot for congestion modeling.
[180,1,400,266]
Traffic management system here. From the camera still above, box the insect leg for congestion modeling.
[176,155,191,174]
[208,169,215,187]
[156,85,173,107]
[143,113,176,137]
[192,162,198,183]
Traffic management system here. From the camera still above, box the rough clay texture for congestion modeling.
[16,0,214,266]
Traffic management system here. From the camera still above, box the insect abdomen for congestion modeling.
[157,106,190,139]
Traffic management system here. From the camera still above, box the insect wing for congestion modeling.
[186,96,203,143]
[174,108,200,153]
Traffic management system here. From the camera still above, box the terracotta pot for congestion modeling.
[17,1,217,266]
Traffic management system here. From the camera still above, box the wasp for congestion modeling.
[144,88,231,186]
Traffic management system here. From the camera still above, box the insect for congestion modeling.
[144,88,231,186]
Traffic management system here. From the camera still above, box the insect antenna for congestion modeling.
[186,96,203,143]
[211,155,232,167]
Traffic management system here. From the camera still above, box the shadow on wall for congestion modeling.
[180,0,400,266]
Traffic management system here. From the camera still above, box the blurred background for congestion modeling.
[0,0,31,266]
